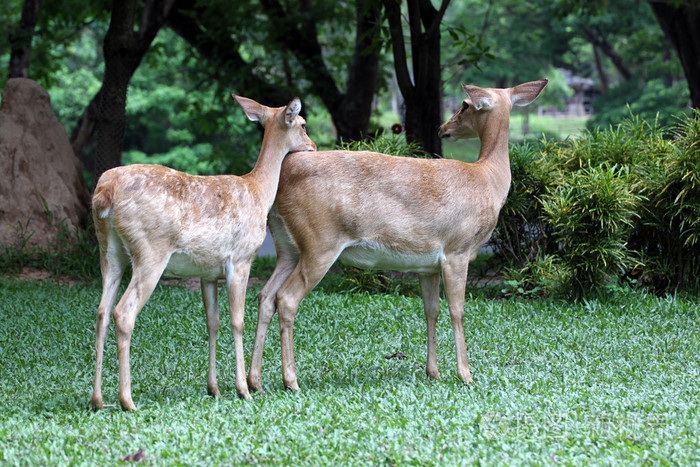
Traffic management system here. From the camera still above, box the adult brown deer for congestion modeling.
[247,79,548,392]
[90,95,315,411]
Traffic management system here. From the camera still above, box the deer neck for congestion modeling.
[243,134,289,212]
[475,108,512,204]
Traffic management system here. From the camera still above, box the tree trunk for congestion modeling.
[333,0,381,141]
[95,0,138,182]
[78,0,174,184]
[649,1,700,109]
[384,0,449,157]
[8,0,42,79]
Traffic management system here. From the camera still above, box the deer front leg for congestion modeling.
[248,256,298,392]
[201,279,221,398]
[442,256,473,384]
[225,263,252,400]
[419,273,441,380]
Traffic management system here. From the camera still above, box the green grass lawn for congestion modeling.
[1,277,699,464]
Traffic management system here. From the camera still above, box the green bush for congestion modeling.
[540,164,641,296]
[493,111,700,296]
[490,140,558,267]
[337,133,428,158]
[501,254,570,298]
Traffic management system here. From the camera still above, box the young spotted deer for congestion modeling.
[90,95,315,411]
[247,80,548,392]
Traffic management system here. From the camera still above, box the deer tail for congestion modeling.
[92,177,115,219]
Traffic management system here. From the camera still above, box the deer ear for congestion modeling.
[510,79,549,107]
[285,97,302,127]
[232,94,268,122]
[461,84,494,110]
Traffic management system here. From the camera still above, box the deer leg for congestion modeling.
[224,262,252,400]
[276,252,337,391]
[442,256,473,384]
[91,245,127,411]
[201,279,221,398]
[248,255,298,392]
[113,255,169,411]
[419,273,441,380]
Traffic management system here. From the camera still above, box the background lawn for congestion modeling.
[0,278,698,464]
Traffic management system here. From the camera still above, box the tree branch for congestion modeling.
[258,0,343,110]
[422,0,451,40]
[580,25,632,81]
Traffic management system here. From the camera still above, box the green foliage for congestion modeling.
[337,132,427,158]
[336,266,421,297]
[541,164,641,295]
[2,279,700,464]
[491,141,557,265]
[502,255,570,299]
[121,28,262,176]
[588,79,692,130]
[123,144,215,176]
[250,255,277,281]
[492,111,700,296]
[666,114,700,247]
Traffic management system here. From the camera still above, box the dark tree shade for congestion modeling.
[8,0,42,79]
[649,1,700,109]
[259,0,381,142]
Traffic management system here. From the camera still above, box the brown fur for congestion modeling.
[90,96,315,411]
[247,80,548,391]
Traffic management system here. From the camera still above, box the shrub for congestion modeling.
[490,140,558,267]
[540,163,641,296]
[502,254,570,298]
[337,133,427,158]
[493,111,700,296]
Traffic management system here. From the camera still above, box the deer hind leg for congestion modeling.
[113,251,170,411]
[275,250,338,391]
[201,279,221,398]
[92,229,128,411]
[224,260,253,400]
[442,255,473,384]
[248,254,298,392]
[419,273,441,380]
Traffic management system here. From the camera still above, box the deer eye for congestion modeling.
[461,101,470,112]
